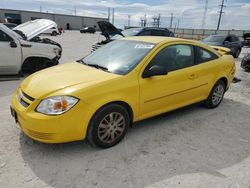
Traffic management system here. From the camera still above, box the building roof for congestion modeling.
[0,8,108,20]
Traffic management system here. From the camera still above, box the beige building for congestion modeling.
[0,8,108,30]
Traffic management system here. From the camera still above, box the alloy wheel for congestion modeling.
[97,112,126,144]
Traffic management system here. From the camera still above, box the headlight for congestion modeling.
[53,48,61,57]
[36,96,79,115]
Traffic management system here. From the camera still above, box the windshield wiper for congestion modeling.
[77,59,110,72]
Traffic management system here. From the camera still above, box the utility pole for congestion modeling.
[112,8,115,25]
[217,0,226,30]
[108,8,110,22]
[202,0,208,29]
[177,19,180,29]
[40,5,42,12]
[170,13,173,29]
[74,6,76,16]
[128,15,131,27]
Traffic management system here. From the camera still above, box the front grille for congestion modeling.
[20,98,29,108]
[22,91,35,101]
[17,90,35,108]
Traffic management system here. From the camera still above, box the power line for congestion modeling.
[217,0,226,30]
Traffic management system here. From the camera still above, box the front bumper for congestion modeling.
[11,89,95,143]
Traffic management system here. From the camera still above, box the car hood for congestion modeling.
[20,62,120,99]
[97,21,124,39]
[13,19,56,40]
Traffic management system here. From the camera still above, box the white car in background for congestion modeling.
[42,26,60,36]
[0,19,62,75]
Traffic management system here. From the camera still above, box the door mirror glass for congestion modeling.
[142,65,168,78]
[223,40,229,45]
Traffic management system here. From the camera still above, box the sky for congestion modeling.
[1,0,250,30]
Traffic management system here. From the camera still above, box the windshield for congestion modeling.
[111,28,141,40]
[203,35,226,43]
[83,40,154,75]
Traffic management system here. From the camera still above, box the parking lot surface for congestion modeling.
[0,31,250,188]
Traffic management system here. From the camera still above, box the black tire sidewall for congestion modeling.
[205,80,226,108]
[87,104,130,148]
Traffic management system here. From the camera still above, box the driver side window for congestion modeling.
[0,30,12,42]
[147,44,195,72]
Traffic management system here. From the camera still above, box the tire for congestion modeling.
[51,31,57,36]
[87,104,130,148]
[205,80,226,108]
[234,48,241,58]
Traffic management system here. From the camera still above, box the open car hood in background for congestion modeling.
[13,19,56,40]
[97,21,124,39]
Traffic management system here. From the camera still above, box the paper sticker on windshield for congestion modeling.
[135,44,154,49]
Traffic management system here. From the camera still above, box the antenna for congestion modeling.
[202,0,208,29]
[217,0,226,30]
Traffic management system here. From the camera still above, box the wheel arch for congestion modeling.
[218,77,228,89]
[99,101,134,126]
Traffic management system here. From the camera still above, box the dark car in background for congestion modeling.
[80,27,96,34]
[241,53,250,71]
[92,21,175,51]
[202,34,242,58]
[243,33,250,47]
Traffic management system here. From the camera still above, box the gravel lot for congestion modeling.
[0,31,250,188]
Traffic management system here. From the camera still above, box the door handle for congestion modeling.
[189,74,198,80]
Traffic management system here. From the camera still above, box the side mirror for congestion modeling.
[10,41,17,48]
[142,65,168,78]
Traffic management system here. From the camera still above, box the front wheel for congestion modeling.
[87,104,130,148]
[205,80,226,108]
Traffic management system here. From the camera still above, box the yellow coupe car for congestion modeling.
[11,37,235,148]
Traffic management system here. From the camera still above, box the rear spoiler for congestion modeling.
[210,46,231,55]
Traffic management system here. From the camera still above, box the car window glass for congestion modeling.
[196,47,218,64]
[232,36,239,42]
[138,30,151,36]
[225,36,232,42]
[148,44,194,72]
[0,30,12,42]
[151,30,164,36]
[163,30,170,36]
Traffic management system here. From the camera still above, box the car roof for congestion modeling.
[121,36,193,44]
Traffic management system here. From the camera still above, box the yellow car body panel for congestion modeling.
[11,37,236,143]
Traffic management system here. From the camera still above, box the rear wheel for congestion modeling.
[51,31,57,36]
[205,80,226,108]
[87,104,130,148]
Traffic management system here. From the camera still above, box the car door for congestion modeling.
[138,43,207,119]
[0,29,22,75]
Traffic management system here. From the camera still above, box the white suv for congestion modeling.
[42,26,60,36]
[0,19,62,75]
